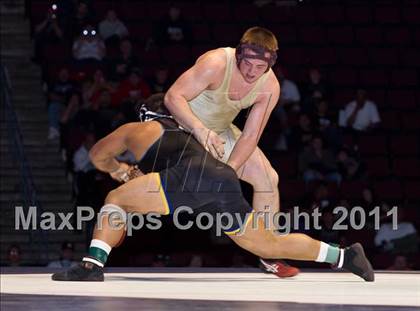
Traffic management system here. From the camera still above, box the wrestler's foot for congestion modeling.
[339,243,375,282]
[52,261,104,281]
[260,258,300,278]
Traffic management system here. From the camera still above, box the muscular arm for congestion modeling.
[228,76,280,171]
[89,124,132,173]
[164,50,224,133]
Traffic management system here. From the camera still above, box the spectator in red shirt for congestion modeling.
[112,68,151,108]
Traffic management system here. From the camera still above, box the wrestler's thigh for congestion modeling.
[237,147,276,186]
[108,172,168,215]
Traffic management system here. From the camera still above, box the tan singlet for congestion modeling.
[188,47,271,162]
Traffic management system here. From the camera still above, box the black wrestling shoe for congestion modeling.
[51,261,104,281]
[341,243,375,282]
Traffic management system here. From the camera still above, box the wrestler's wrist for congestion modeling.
[109,162,124,174]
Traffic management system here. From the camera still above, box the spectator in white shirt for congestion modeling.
[99,9,129,47]
[73,133,96,173]
[339,89,381,131]
[276,66,301,110]
[73,25,106,62]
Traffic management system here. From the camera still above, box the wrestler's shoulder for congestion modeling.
[196,48,227,69]
[263,70,280,91]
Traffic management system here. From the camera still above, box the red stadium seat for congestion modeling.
[259,6,293,23]
[369,48,399,66]
[316,6,345,24]
[329,69,357,86]
[129,23,153,42]
[332,90,355,109]
[298,26,326,45]
[308,48,338,66]
[388,90,417,110]
[374,6,401,24]
[358,136,387,156]
[232,4,260,23]
[393,158,420,178]
[148,3,170,21]
[177,2,202,22]
[162,45,191,64]
[338,48,369,66]
[345,6,372,24]
[212,24,241,46]
[368,90,386,106]
[121,3,149,21]
[359,69,389,87]
[401,48,420,67]
[379,111,401,130]
[384,28,411,45]
[192,24,211,43]
[340,181,369,200]
[365,157,391,178]
[404,181,420,200]
[373,180,403,200]
[389,136,419,156]
[271,25,297,45]
[401,114,420,130]
[30,1,50,21]
[355,27,383,45]
[391,69,418,87]
[281,180,306,202]
[402,6,420,24]
[280,47,306,65]
[191,44,215,59]
[270,154,297,179]
[203,3,231,22]
[295,6,317,24]
[327,27,354,45]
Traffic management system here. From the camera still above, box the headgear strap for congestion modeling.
[235,43,277,72]
[138,103,173,122]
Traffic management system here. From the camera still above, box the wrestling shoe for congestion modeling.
[338,243,375,282]
[52,261,104,281]
[260,258,300,278]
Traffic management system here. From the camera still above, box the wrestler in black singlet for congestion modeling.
[137,118,253,234]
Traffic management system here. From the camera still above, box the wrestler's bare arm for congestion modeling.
[227,74,280,171]
[164,49,228,158]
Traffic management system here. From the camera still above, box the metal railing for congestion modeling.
[1,63,49,265]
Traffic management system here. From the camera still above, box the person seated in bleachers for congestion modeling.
[98,9,129,49]
[299,135,342,185]
[375,207,419,254]
[72,25,106,65]
[71,1,94,39]
[287,113,315,151]
[7,244,22,267]
[32,6,65,64]
[47,241,78,268]
[313,98,342,151]
[47,67,75,140]
[107,39,140,82]
[339,89,381,132]
[148,66,171,94]
[274,66,301,112]
[154,4,192,47]
[301,67,331,114]
[336,147,365,181]
[386,255,413,271]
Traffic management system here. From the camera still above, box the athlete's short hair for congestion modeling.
[240,26,278,52]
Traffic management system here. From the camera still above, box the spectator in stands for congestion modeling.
[32,7,65,64]
[98,9,129,48]
[301,67,330,113]
[113,68,151,113]
[336,147,365,181]
[288,113,314,151]
[47,241,78,268]
[7,244,22,266]
[148,66,171,93]
[107,39,140,82]
[71,1,93,38]
[375,208,419,254]
[47,68,75,140]
[73,132,96,173]
[299,135,342,185]
[72,25,106,64]
[189,254,204,267]
[275,66,301,111]
[86,69,115,110]
[313,98,342,151]
[152,254,170,267]
[154,4,192,47]
[339,89,381,132]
